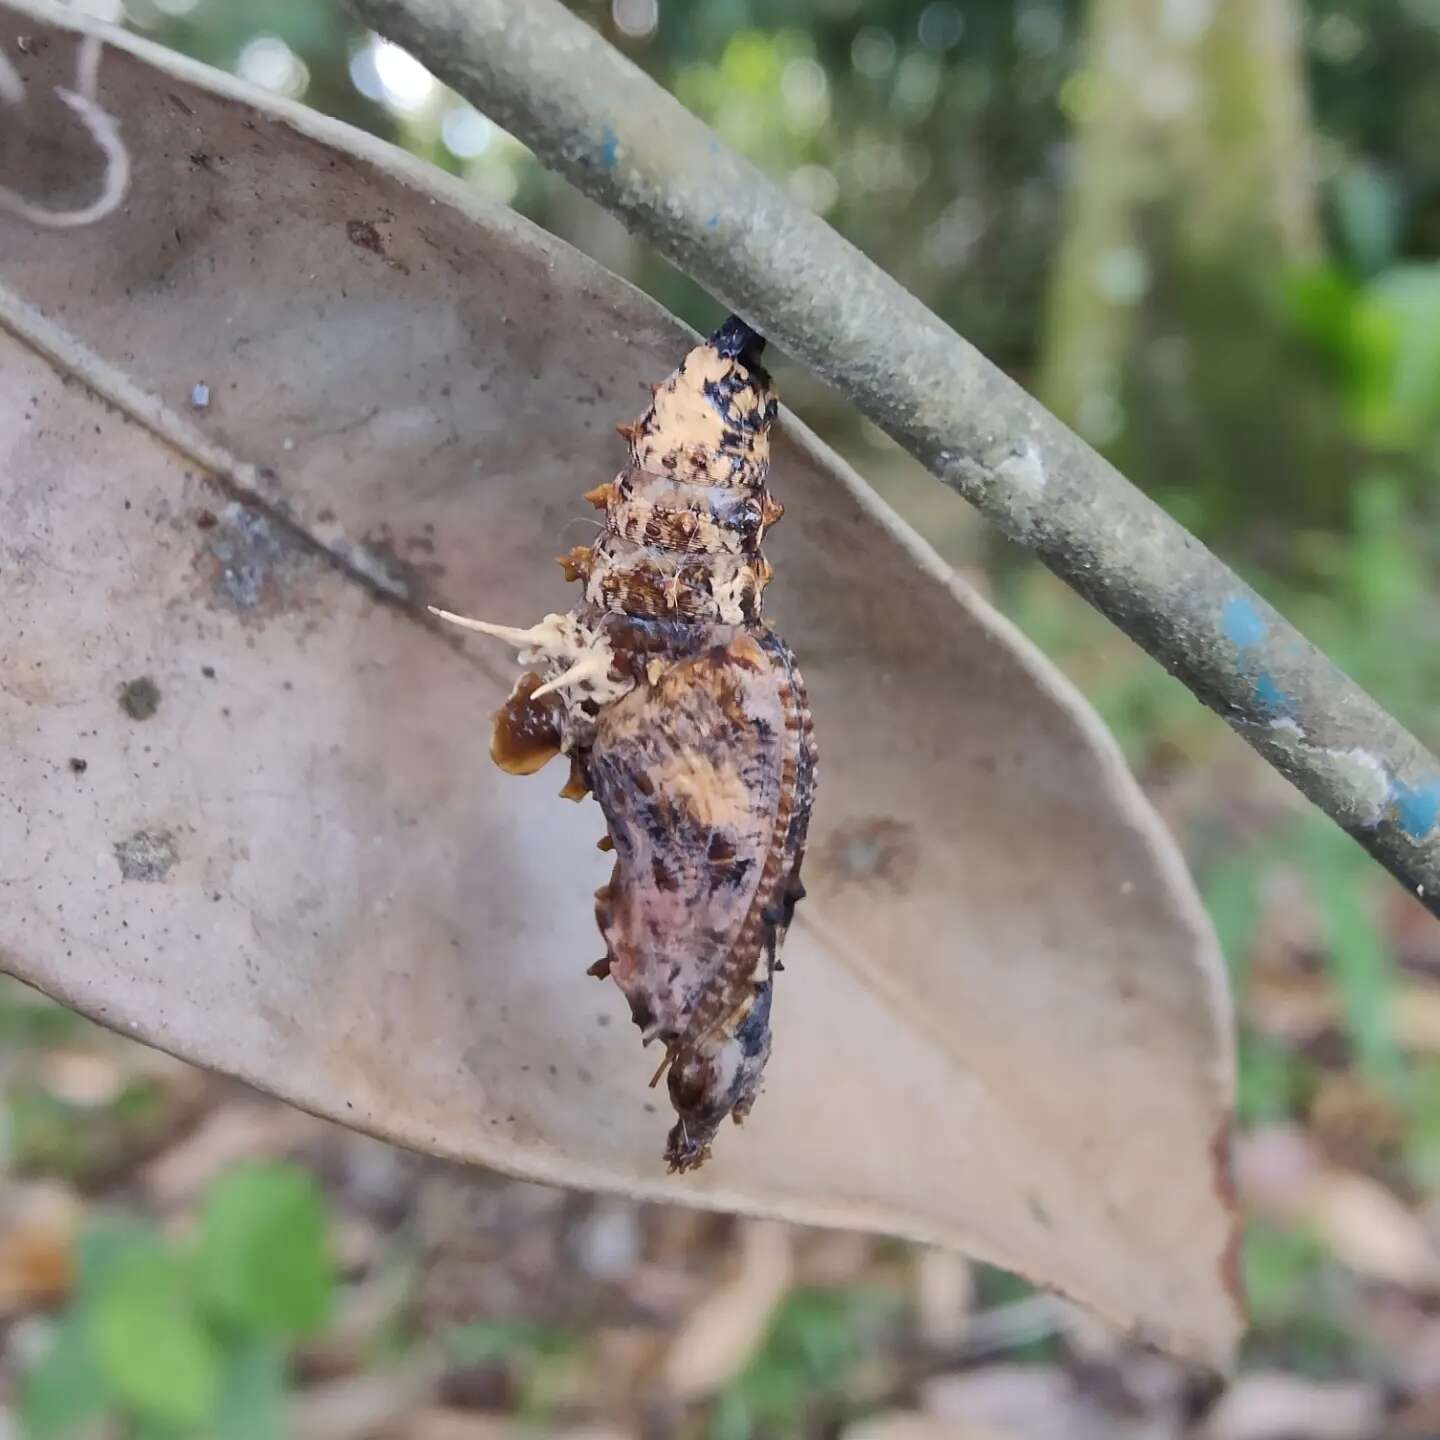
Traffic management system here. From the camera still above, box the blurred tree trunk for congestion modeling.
[1038,0,1353,546]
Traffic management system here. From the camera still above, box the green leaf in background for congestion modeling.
[86,1244,221,1427]
[1343,474,1425,618]
[1332,160,1403,277]
[74,1214,159,1295]
[0,977,85,1048]
[1236,1029,1312,1127]
[216,1336,287,1440]
[1364,265,1440,444]
[20,1317,111,1440]
[129,1420,193,1440]
[1242,1219,1354,1371]
[199,1162,334,1336]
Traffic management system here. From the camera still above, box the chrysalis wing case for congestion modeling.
[433,317,816,1171]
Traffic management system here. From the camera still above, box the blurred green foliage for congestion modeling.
[7,1077,171,1185]
[1243,1220,1355,1372]
[442,1319,580,1421]
[1290,262,1440,454]
[0,983,175,1186]
[710,1286,902,1440]
[21,1164,335,1440]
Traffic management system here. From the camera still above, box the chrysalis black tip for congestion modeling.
[708,315,769,380]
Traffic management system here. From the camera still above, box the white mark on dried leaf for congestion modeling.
[0,36,130,229]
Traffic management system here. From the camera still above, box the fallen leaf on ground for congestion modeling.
[923,1364,1180,1440]
[1198,1373,1384,1440]
[1305,1171,1440,1290]
[912,1248,975,1350]
[0,1182,81,1313]
[846,1413,1014,1440]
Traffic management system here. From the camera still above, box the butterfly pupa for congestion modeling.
[433,317,816,1171]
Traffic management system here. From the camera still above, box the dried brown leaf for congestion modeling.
[1305,1171,1440,1290]
[0,1,1238,1363]
[0,1182,81,1313]
[1198,1374,1384,1440]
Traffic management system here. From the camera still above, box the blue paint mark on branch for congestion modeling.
[1222,595,1267,650]
[1221,597,1292,717]
[1391,777,1440,840]
[1254,672,1290,716]
[598,124,618,168]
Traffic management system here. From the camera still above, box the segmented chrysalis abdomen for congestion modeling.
[433,318,815,1171]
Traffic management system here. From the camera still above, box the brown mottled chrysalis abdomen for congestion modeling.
[433,318,816,1171]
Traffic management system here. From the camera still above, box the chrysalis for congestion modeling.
[433,317,816,1171]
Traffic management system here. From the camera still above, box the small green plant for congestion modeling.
[1242,1220,1356,1372]
[21,1161,335,1440]
[708,1286,901,1440]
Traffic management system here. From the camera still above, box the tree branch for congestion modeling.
[348,0,1440,917]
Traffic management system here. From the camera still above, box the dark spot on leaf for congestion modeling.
[346,219,410,273]
[114,828,178,882]
[202,503,311,616]
[68,757,87,774]
[347,219,384,254]
[816,816,919,895]
[117,676,160,720]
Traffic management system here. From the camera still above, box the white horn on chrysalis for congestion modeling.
[428,608,566,652]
